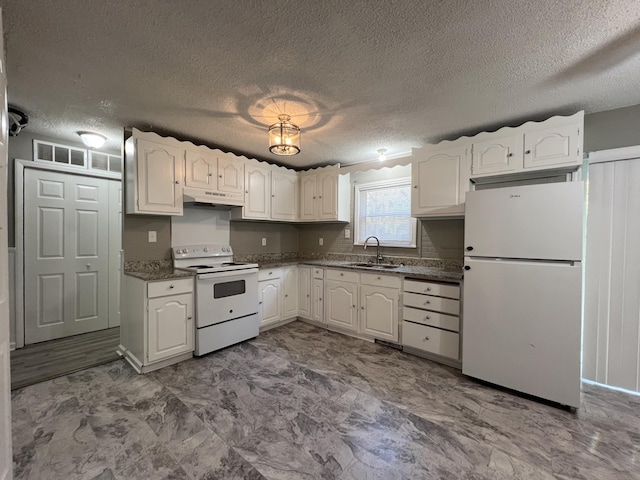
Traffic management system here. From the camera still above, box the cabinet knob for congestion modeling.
[413,185,418,188]
[285,294,288,298]
[340,273,344,276]
[319,298,322,301]
[169,284,175,289]
[313,196,316,199]
[207,173,213,176]
[525,149,532,154]
[507,153,514,157]
[425,287,431,292]
[188,316,192,320]
[425,316,430,320]
[318,195,322,199]
[245,190,248,194]
[259,301,263,304]
[175,181,180,184]
[229,309,233,313]
[466,246,473,251]
[377,276,381,280]
[352,305,356,308]
[269,271,273,275]
[424,336,430,341]
[272,194,275,197]
[464,266,471,271]
[424,300,430,305]
[219,175,222,178]
[307,294,310,297]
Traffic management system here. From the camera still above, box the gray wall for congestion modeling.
[230,221,299,255]
[584,104,640,153]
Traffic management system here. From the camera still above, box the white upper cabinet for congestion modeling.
[185,149,216,189]
[271,170,299,221]
[299,166,350,222]
[217,156,244,195]
[470,111,583,179]
[126,134,183,215]
[471,134,523,177]
[243,164,271,219]
[411,144,470,217]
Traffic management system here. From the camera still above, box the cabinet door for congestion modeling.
[147,293,193,363]
[136,138,183,214]
[411,145,469,216]
[325,280,358,331]
[471,134,523,177]
[272,171,298,220]
[282,266,299,318]
[244,164,270,219]
[360,285,398,342]
[185,149,215,189]
[299,174,318,221]
[523,124,581,170]
[298,266,312,319]
[217,156,244,194]
[312,278,324,323]
[317,172,338,220]
[259,279,281,326]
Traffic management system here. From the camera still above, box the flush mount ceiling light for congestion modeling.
[268,114,300,156]
[78,131,107,149]
[377,148,387,162]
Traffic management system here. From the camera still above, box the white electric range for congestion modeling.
[173,244,259,356]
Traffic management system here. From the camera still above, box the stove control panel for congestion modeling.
[172,244,234,259]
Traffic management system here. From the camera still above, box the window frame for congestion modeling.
[353,177,417,248]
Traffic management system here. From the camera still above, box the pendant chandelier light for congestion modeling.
[268,114,300,156]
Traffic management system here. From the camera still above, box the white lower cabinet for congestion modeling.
[325,279,359,332]
[120,275,194,373]
[258,265,298,328]
[298,266,312,319]
[311,278,324,323]
[402,278,461,366]
[360,285,399,342]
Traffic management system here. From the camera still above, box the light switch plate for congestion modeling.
[148,231,157,243]
[261,238,267,246]
[344,229,351,239]
[319,237,324,246]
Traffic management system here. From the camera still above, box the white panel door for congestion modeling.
[282,266,298,318]
[317,172,338,220]
[185,149,215,188]
[259,279,281,326]
[465,182,584,261]
[462,258,582,408]
[0,13,12,477]
[108,181,122,327]
[244,164,270,219]
[271,171,298,220]
[583,158,640,392]
[299,174,317,220]
[24,169,109,343]
[311,278,324,323]
[325,280,358,331]
[147,293,193,363]
[471,134,522,176]
[298,266,311,319]
[360,285,398,341]
[217,156,244,195]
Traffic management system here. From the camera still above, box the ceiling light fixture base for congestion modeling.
[268,114,301,156]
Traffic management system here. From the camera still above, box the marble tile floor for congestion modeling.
[11,320,640,480]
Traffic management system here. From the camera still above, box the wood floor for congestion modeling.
[10,327,120,390]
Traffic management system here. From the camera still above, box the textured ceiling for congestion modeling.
[1,0,640,168]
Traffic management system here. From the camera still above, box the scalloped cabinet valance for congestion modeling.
[124,128,350,222]
[411,111,584,218]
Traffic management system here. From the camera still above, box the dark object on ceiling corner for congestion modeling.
[8,106,29,136]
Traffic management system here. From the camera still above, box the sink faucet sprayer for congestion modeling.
[363,236,383,264]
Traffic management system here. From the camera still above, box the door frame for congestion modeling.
[14,159,121,348]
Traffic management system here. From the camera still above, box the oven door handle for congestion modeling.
[197,268,259,280]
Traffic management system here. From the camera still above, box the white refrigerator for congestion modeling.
[462,181,584,408]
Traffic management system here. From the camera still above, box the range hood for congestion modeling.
[182,186,244,208]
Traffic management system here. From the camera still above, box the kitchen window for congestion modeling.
[354,178,417,247]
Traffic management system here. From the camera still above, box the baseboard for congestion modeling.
[259,316,298,333]
[298,317,375,343]
[120,344,193,374]
[10,342,16,352]
[402,345,461,369]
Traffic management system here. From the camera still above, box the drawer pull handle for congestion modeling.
[424,336,430,341]
[425,316,430,320]
[259,301,263,304]
[352,305,356,308]
[229,309,233,313]
[425,287,431,292]
[319,298,322,301]
[377,276,381,280]
[361,306,365,310]
[525,149,532,154]
[424,300,430,305]
[188,316,192,320]
[169,284,175,289]
[269,272,273,275]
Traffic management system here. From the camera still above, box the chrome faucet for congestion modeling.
[363,235,383,264]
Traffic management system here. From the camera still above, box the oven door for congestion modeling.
[195,269,259,328]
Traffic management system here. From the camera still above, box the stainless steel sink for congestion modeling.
[349,262,399,269]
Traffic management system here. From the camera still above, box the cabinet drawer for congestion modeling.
[360,272,401,289]
[402,322,459,359]
[312,268,324,279]
[326,269,359,283]
[148,278,193,298]
[258,267,282,281]
[404,279,460,299]
[403,292,460,315]
[403,306,459,332]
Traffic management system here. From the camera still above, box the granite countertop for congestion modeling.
[124,269,195,281]
[257,259,463,282]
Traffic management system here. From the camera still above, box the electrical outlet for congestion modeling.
[344,229,351,239]
[261,238,267,246]
[319,237,324,246]
[148,231,157,243]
